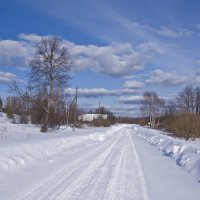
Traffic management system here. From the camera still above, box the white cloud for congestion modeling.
[138,42,164,54]
[119,95,143,104]
[157,26,179,37]
[19,33,43,42]
[123,80,144,88]
[0,39,33,68]
[146,69,189,86]
[0,72,18,84]
[109,105,141,116]
[0,34,163,76]
[160,27,192,37]
[0,40,27,57]
[133,23,193,38]
[64,87,139,97]
[78,102,140,116]
[65,41,163,76]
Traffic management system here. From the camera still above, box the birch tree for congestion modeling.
[29,37,71,132]
[140,91,164,128]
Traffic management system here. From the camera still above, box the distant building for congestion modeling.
[78,114,108,122]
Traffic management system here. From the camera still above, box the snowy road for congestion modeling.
[0,124,200,200]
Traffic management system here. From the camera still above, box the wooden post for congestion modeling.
[73,86,78,131]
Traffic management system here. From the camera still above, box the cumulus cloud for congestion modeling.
[146,69,188,86]
[64,87,139,97]
[18,33,43,42]
[64,41,162,76]
[0,71,19,84]
[0,34,52,69]
[0,34,163,76]
[123,80,144,88]
[0,40,27,57]
[0,39,33,68]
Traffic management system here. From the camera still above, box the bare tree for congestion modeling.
[8,81,32,123]
[177,85,195,113]
[194,87,200,115]
[0,97,2,111]
[140,91,164,129]
[165,100,177,116]
[29,37,71,132]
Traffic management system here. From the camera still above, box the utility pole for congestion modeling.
[73,86,78,131]
[66,101,70,127]
[98,101,100,114]
[66,86,78,131]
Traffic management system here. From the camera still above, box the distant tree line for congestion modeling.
[140,85,200,140]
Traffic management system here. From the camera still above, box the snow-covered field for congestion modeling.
[0,112,200,200]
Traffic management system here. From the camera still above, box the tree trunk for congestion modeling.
[41,78,53,132]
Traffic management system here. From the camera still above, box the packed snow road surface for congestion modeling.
[1,126,148,200]
[0,121,200,200]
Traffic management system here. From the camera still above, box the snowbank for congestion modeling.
[134,126,200,182]
[0,113,123,171]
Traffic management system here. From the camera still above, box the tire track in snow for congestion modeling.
[103,135,127,200]
[103,128,149,200]
[7,126,149,200]
[8,129,124,200]
[59,132,127,200]
[128,129,149,200]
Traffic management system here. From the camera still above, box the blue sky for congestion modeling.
[1,0,200,116]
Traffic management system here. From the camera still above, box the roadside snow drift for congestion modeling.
[0,112,123,171]
[135,126,200,182]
